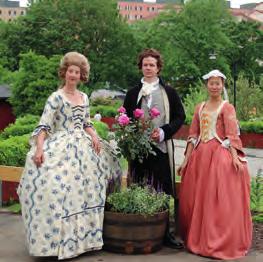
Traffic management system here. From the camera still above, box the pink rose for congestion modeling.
[117,106,126,114]
[133,108,144,119]
[118,114,130,126]
[150,107,160,119]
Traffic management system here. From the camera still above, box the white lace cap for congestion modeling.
[202,70,226,80]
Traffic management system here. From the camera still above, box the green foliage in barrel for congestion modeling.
[106,184,169,216]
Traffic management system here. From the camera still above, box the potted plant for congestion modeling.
[103,185,169,254]
[103,106,170,254]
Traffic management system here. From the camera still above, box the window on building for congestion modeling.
[21,10,24,15]
[140,6,143,11]
[8,10,11,15]
[140,15,143,19]
[14,10,16,16]
[0,10,2,15]
[151,7,155,12]
[135,6,137,11]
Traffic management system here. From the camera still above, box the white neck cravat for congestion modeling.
[137,78,159,106]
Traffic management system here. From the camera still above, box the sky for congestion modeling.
[17,0,263,8]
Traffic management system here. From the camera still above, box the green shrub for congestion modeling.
[253,212,263,223]
[229,75,263,121]
[93,121,109,141]
[9,52,61,116]
[183,81,208,125]
[90,105,118,118]
[91,97,122,107]
[0,114,39,139]
[251,169,263,212]
[14,114,39,125]
[0,134,30,166]
[240,120,263,134]
[106,184,169,216]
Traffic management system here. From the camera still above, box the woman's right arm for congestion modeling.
[31,93,58,167]
[33,130,47,167]
[178,104,201,174]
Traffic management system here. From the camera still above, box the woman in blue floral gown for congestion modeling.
[17,52,122,260]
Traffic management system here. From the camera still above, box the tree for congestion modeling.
[0,0,139,89]
[223,20,263,84]
[9,52,61,116]
[130,0,234,95]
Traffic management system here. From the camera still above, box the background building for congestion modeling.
[118,0,262,26]
[118,0,183,22]
[0,0,26,22]
[230,2,263,29]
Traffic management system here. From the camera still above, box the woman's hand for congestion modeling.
[91,135,101,154]
[230,146,243,172]
[177,158,188,176]
[33,148,44,167]
[232,157,243,172]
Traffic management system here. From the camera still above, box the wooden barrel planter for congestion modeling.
[103,210,168,254]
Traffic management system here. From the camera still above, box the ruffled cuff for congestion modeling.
[29,125,51,146]
[187,137,197,146]
[225,136,246,161]
[184,136,198,155]
[226,136,244,153]
[32,125,51,136]
[221,138,231,148]
[159,128,165,143]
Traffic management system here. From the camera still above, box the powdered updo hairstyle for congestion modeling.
[58,52,90,82]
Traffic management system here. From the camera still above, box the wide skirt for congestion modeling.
[179,139,252,260]
[17,131,121,260]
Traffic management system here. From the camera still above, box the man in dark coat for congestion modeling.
[123,48,185,248]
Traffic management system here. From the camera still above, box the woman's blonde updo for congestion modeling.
[58,52,90,82]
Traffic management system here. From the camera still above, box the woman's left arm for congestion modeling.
[83,95,101,154]
[84,126,101,154]
[222,103,244,171]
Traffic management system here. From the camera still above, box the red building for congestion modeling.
[230,3,263,29]
[0,84,17,204]
[118,0,183,23]
[0,85,15,131]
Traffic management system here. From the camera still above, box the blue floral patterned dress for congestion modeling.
[17,89,122,260]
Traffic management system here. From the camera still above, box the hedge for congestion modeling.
[90,105,120,118]
[0,134,30,166]
[0,114,39,139]
[92,121,109,140]
[240,121,263,134]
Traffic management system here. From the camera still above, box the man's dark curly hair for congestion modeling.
[137,48,163,73]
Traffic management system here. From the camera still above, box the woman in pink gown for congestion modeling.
[179,70,252,260]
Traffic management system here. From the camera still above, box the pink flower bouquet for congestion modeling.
[114,106,160,163]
